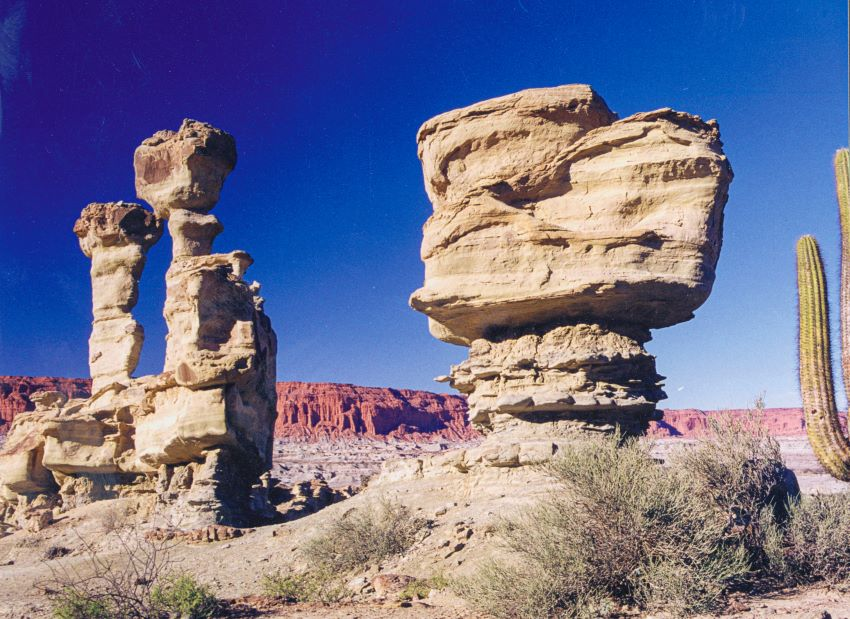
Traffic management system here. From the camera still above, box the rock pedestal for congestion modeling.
[74,202,162,393]
[0,120,277,531]
[412,85,732,438]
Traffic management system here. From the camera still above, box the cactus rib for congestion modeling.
[837,150,850,395]
[797,235,850,480]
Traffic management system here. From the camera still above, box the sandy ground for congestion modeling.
[1,436,850,618]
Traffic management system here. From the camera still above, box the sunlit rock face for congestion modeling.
[74,202,162,393]
[412,85,732,436]
[0,120,277,531]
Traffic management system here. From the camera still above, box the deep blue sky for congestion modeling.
[0,1,846,409]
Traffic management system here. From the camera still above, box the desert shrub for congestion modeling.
[261,569,348,604]
[44,520,219,619]
[762,492,850,585]
[303,500,430,574]
[459,434,750,618]
[398,579,433,601]
[52,589,112,619]
[670,412,792,567]
[150,574,220,619]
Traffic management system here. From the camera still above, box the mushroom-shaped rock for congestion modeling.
[412,85,732,346]
[412,85,732,435]
[134,119,237,218]
[74,202,162,392]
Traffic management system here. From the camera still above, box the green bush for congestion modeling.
[762,492,850,585]
[303,500,430,574]
[398,579,432,601]
[459,433,750,618]
[52,589,112,619]
[260,570,348,604]
[150,574,220,619]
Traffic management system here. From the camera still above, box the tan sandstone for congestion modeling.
[0,120,277,531]
[412,85,732,436]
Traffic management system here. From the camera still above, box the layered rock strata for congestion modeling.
[0,378,473,442]
[0,120,277,531]
[412,85,732,437]
[74,202,162,393]
[275,382,474,441]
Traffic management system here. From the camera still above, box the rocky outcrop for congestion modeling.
[0,120,277,531]
[0,377,90,429]
[412,85,732,438]
[74,202,163,392]
[0,378,473,442]
[275,382,474,441]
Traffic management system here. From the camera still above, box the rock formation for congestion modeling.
[275,382,474,441]
[412,85,732,438]
[0,377,90,430]
[0,377,474,442]
[74,202,163,392]
[0,120,277,532]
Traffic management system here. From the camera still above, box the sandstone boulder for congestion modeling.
[412,85,732,435]
[412,85,732,346]
[134,119,237,218]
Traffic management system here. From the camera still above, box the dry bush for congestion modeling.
[302,499,430,574]
[459,434,750,618]
[42,517,220,619]
[762,492,850,585]
[669,411,793,567]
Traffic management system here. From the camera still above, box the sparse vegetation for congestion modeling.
[459,432,751,618]
[260,569,348,604]
[762,492,850,586]
[457,411,828,619]
[398,578,433,601]
[303,499,430,574]
[43,521,220,619]
[150,574,220,619]
[670,411,792,568]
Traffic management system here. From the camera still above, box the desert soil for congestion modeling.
[1,436,849,619]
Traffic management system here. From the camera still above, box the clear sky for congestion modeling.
[0,1,846,410]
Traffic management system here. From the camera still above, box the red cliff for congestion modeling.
[0,376,475,441]
[0,376,826,441]
[649,407,843,438]
[275,382,475,441]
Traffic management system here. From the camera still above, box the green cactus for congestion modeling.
[797,149,850,480]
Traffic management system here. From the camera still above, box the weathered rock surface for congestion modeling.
[412,85,732,435]
[0,120,277,531]
[0,378,473,442]
[74,202,162,393]
[133,118,237,218]
[276,382,474,441]
[446,323,663,429]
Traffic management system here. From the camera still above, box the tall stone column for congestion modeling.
[74,202,162,393]
[133,120,277,526]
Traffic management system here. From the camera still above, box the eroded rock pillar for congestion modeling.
[74,202,162,393]
[133,119,277,526]
[411,85,732,441]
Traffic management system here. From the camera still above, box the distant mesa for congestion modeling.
[0,377,474,442]
[0,376,816,441]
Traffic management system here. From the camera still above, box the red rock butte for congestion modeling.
[0,376,823,441]
[0,377,476,442]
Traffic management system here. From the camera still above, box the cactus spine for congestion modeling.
[797,149,850,480]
